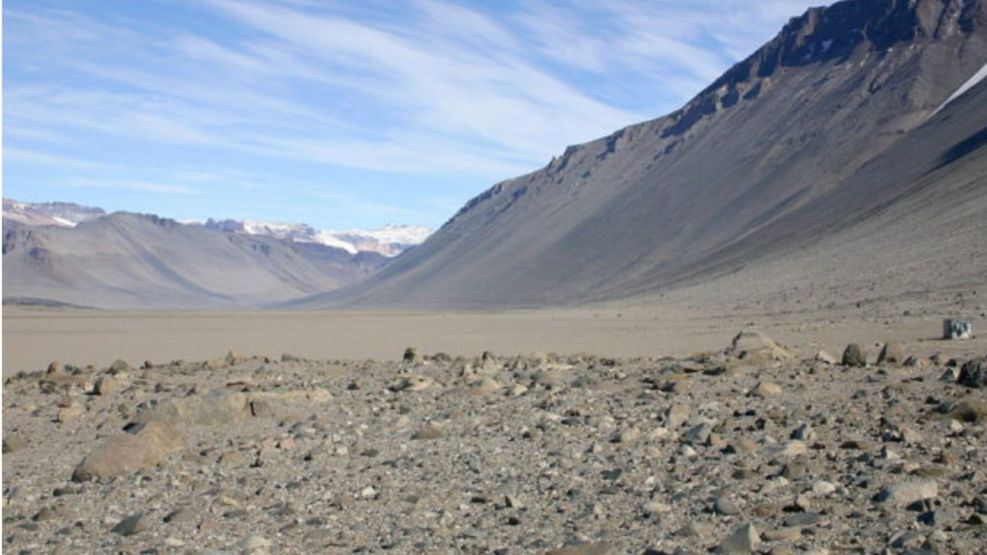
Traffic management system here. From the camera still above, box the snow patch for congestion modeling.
[932,61,987,116]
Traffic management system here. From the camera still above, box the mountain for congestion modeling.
[1,203,403,308]
[2,198,105,228]
[202,219,431,257]
[297,0,987,309]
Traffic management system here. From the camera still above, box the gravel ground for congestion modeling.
[3,333,986,554]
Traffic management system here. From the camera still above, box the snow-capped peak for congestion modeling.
[203,218,431,257]
[2,198,106,227]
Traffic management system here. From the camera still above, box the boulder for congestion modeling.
[726,331,794,363]
[876,342,905,365]
[814,350,839,364]
[958,357,987,388]
[403,347,423,364]
[73,420,183,481]
[108,359,131,374]
[138,389,252,426]
[943,398,987,423]
[94,376,124,396]
[841,344,867,367]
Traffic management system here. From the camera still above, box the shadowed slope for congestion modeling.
[298,0,987,309]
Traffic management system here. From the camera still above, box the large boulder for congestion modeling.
[138,389,252,426]
[841,344,867,367]
[958,357,987,388]
[725,331,794,363]
[876,342,906,365]
[72,420,183,481]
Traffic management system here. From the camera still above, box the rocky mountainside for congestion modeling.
[2,212,389,309]
[300,0,987,309]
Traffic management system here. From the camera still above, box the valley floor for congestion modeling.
[3,292,986,377]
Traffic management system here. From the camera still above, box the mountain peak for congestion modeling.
[663,0,983,138]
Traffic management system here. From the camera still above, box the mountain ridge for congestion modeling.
[293,0,987,309]
[1,206,405,308]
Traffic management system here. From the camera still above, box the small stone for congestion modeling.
[841,344,866,367]
[791,423,815,441]
[812,480,837,496]
[876,480,938,507]
[904,355,928,368]
[94,376,123,396]
[815,350,839,364]
[163,507,197,525]
[243,534,272,553]
[762,527,802,542]
[715,496,742,515]
[544,542,615,555]
[360,486,378,498]
[613,426,641,443]
[57,404,85,422]
[665,403,690,428]
[3,436,27,453]
[726,331,794,362]
[33,506,60,522]
[470,377,502,394]
[109,359,131,374]
[111,513,146,536]
[753,381,782,398]
[778,440,807,458]
[47,360,64,373]
[412,422,444,440]
[717,522,760,554]
[682,423,712,445]
[876,342,905,365]
[403,347,423,364]
[388,375,433,392]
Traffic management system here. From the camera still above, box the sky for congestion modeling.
[3,0,820,230]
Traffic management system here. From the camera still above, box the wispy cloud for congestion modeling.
[3,0,819,227]
[64,178,194,195]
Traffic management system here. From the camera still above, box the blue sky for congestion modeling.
[3,0,819,230]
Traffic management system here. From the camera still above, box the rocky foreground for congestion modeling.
[3,332,986,554]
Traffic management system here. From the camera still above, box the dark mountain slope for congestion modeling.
[298,0,987,309]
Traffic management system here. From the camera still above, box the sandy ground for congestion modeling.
[4,303,984,377]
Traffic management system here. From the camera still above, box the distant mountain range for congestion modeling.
[2,199,430,308]
[6,0,986,311]
[2,199,106,228]
[201,219,431,257]
[3,198,430,258]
